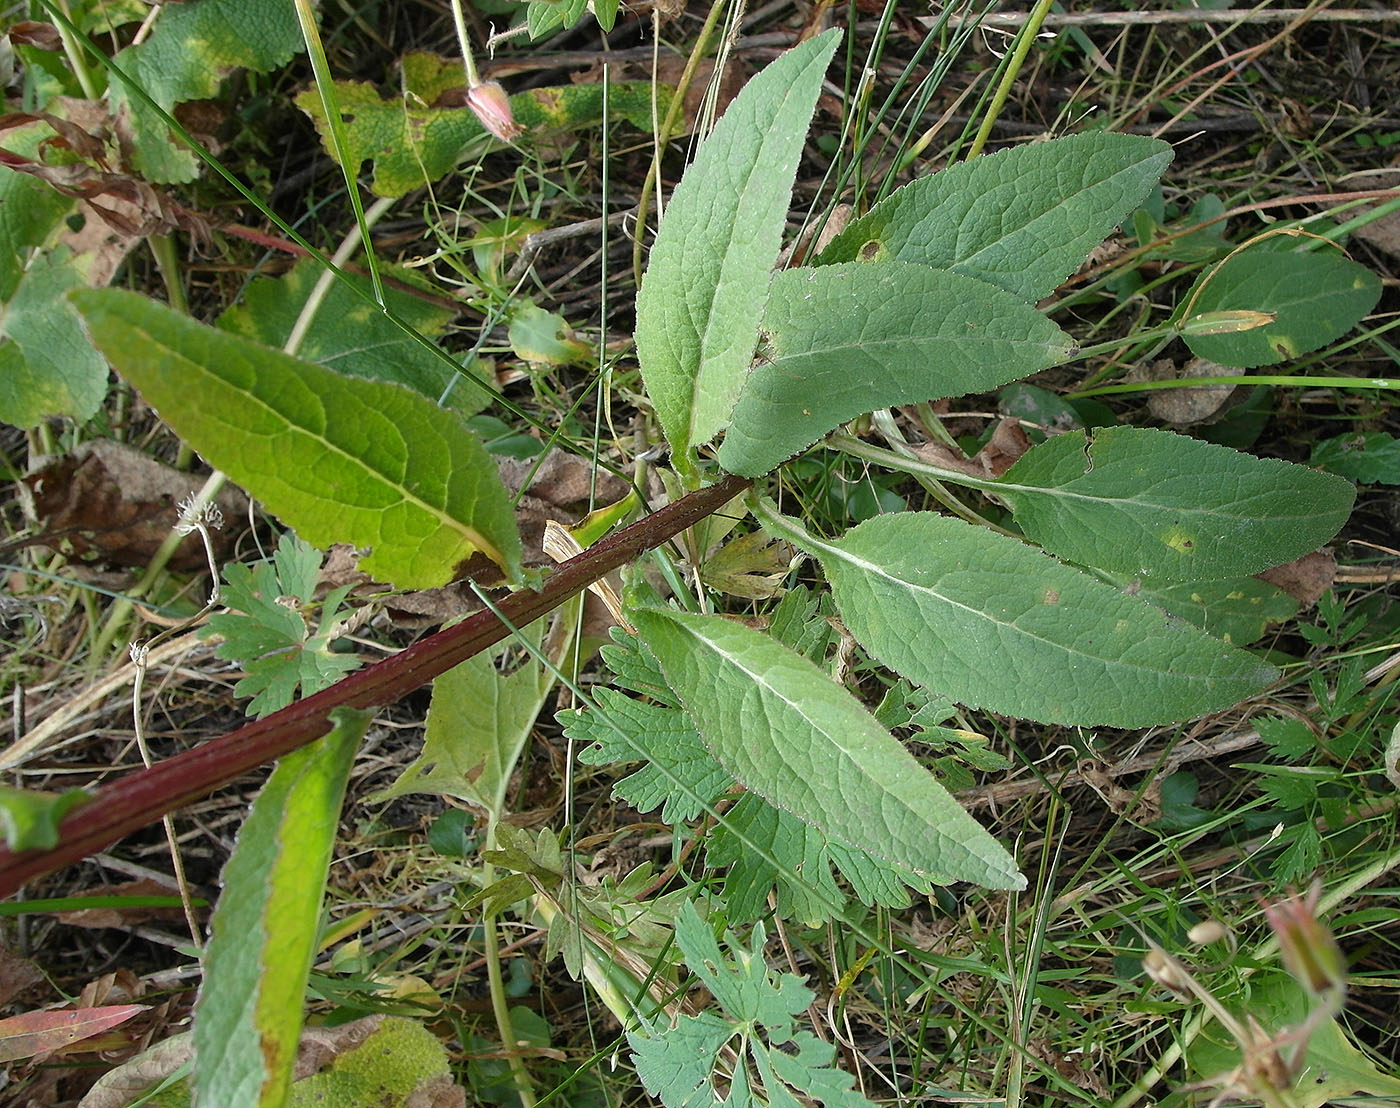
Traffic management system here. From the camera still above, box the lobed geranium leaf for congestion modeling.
[72,288,522,589]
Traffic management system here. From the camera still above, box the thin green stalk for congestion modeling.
[964,0,1054,159]
[632,0,730,288]
[51,0,99,98]
[291,0,386,308]
[1111,843,1400,1108]
[481,849,537,1108]
[1073,373,1399,400]
[147,233,188,316]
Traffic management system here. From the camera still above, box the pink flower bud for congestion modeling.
[467,81,523,142]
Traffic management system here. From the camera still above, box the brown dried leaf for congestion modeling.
[909,417,1032,478]
[0,947,44,1008]
[24,441,247,572]
[1143,356,1237,426]
[1256,549,1337,608]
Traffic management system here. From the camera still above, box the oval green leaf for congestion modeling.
[997,427,1355,580]
[634,29,840,468]
[72,288,522,589]
[631,607,1026,891]
[1182,246,1382,368]
[816,133,1172,302]
[788,511,1278,728]
[717,261,1075,476]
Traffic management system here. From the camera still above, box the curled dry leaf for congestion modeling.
[909,417,1032,478]
[1143,356,1237,426]
[22,440,247,572]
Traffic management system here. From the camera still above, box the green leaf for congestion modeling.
[1181,245,1382,368]
[717,261,1075,476]
[780,510,1277,728]
[1310,431,1400,484]
[295,52,663,197]
[707,793,930,926]
[567,633,929,924]
[627,901,877,1108]
[631,606,1025,890]
[996,427,1355,580]
[816,133,1172,302]
[569,688,731,824]
[0,247,109,426]
[1187,971,1400,1108]
[71,288,523,589]
[108,0,305,182]
[0,122,107,427]
[0,785,90,852]
[195,706,368,1108]
[218,259,491,414]
[634,29,841,469]
[1113,575,1298,646]
[369,613,564,817]
[202,533,362,718]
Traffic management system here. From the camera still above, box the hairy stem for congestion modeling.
[0,474,751,896]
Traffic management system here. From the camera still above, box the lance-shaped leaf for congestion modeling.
[717,262,1074,476]
[771,510,1277,728]
[631,608,1025,891]
[72,289,522,589]
[195,707,368,1108]
[634,29,840,469]
[996,427,1355,580]
[816,133,1172,302]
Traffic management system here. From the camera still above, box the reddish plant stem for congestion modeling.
[0,474,751,897]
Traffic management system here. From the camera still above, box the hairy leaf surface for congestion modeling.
[787,511,1278,727]
[631,607,1025,890]
[195,707,366,1108]
[634,29,840,469]
[73,289,522,589]
[1182,245,1382,368]
[718,262,1074,476]
[997,427,1355,579]
[817,133,1172,301]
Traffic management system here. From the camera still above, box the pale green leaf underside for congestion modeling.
[718,262,1074,476]
[72,289,522,589]
[817,132,1172,302]
[634,29,840,465]
[998,427,1355,580]
[371,616,554,815]
[0,249,108,427]
[801,513,1277,728]
[631,607,1025,890]
[195,707,367,1108]
[1183,247,1382,368]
